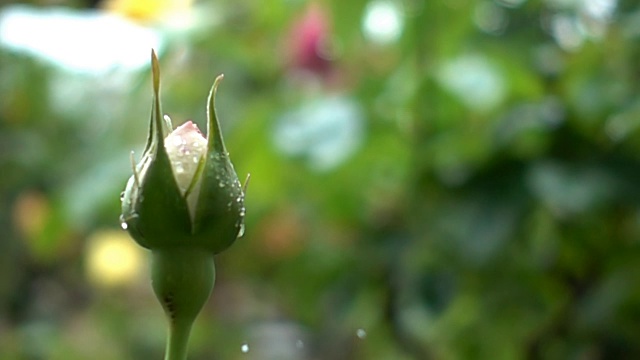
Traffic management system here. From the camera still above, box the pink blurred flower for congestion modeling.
[288,3,332,75]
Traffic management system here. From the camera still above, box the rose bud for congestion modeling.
[120,50,246,254]
[119,50,247,360]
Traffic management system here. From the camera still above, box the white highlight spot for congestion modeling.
[273,95,363,172]
[0,5,163,74]
[362,1,403,44]
[437,54,505,112]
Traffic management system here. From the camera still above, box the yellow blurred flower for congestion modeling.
[85,229,145,288]
[103,0,193,23]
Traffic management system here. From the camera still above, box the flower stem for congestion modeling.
[165,319,193,360]
[151,248,215,360]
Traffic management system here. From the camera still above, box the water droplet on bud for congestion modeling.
[356,328,367,339]
[236,222,245,238]
[241,343,249,353]
[119,215,129,230]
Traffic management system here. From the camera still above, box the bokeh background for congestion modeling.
[1,0,640,359]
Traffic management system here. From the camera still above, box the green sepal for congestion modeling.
[131,144,193,248]
[143,50,163,154]
[193,76,245,254]
[121,50,193,249]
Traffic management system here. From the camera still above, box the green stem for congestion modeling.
[151,248,215,360]
[166,320,193,360]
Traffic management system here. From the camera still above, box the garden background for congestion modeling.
[1,0,640,359]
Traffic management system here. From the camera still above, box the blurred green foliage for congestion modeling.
[2,0,640,359]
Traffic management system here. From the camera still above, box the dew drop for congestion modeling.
[119,191,125,202]
[119,215,129,230]
[175,163,185,174]
[219,181,226,188]
[296,339,304,349]
[236,222,245,238]
[356,328,367,339]
[192,156,199,163]
[241,343,249,353]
